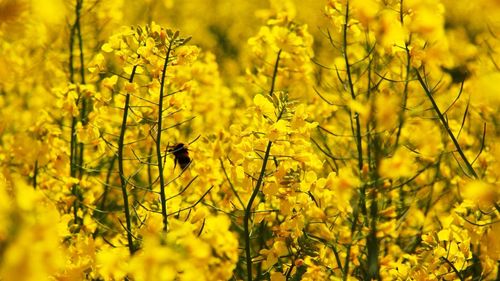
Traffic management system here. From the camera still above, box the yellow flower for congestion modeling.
[268,119,288,141]
[123,81,139,94]
[175,45,200,66]
[88,53,105,74]
[137,37,158,59]
[260,240,289,269]
[101,75,118,90]
[254,94,275,118]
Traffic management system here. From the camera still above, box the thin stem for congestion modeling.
[343,201,359,281]
[244,50,281,281]
[441,257,465,281]
[157,39,174,232]
[269,49,281,97]
[342,3,363,280]
[244,141,272,281]
[68,0,85,226]
[76,0,87,179]
[342,1,363,172]
[220,159,245,209]
[367,137,381,280]
[118,65,139,255]
[394,10,411,149]
[68,2,77,84]
[399,0,404,23]
[76,2,85,86]
[33,160,38,189]
[93,155,116,238]
[415,70,478,179]
[147,146,153,189]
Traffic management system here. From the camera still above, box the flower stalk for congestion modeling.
[118,65,139,255]
[157,39,175,232]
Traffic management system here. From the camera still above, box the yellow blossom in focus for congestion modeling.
[175,45,200,65]
[254,94,275,118]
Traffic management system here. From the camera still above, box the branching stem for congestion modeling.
[244,50,281,281]
[243,141,272,281]
[342,3,363,280]
[342,1,363,172]
[415,70,478,179]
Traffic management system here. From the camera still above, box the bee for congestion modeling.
[441,65,469,84]
[168,143,191,170]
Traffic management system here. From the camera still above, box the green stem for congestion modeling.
[394,43,411,148]
[269,49,281,97]
[68,0,84,225]
[100,156,116,210]
[244,50,281,281]
[244,141,272,281]
[441,257,465,281]
[93,155,116,239]
[68,0,82,177]
[33,160,38,189]
[394,0,411,149]
[70,116,78,179]
[343,201,359,281]
[68,3,77,84]
[415,70,478,179]
[342,1,363,172]
[342,3,363,279]
[118,65,139,255]
[76,0,87,179]
[367,71,383,280]
[367,197,380,280]
[157,40,174,232]
[76,0,85,86]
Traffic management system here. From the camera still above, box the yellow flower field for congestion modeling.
[1,0,499,280]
